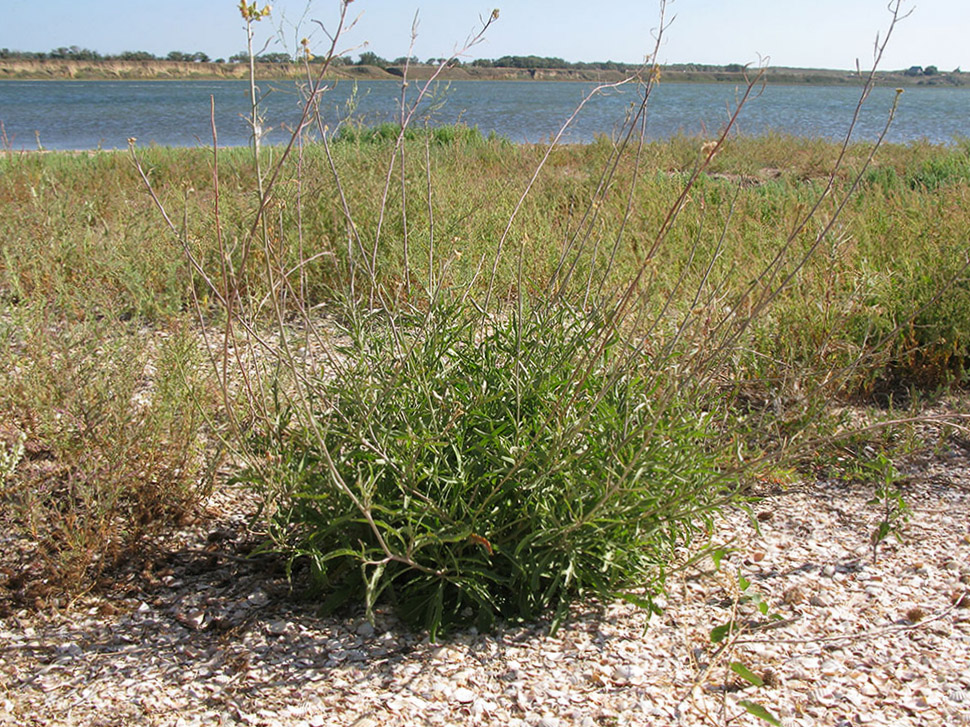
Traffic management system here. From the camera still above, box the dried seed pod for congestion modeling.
[782,585,807,605]
[905,606,927,623]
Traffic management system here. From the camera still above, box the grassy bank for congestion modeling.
[2,128,970,623]
[3,132,970,390]
[0,58,392,81]
[2,58,967,85]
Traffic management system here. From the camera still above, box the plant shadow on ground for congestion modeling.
[0,483,668,726]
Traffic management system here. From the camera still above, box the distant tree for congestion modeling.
[724,63,745,73]
[904,65,923,76]
[228,52,249,63]
[467,56,631,72]
[492,55,563,69]
[599,60,626,71]
[214,58,226,64]
[256,52,292,63]
[190,51,210,63]
[118,50,157,61]
[166,51,191,62]
[357,51,389,68]
[923,65,939,75]
[392,55,419,66]
[50,46,102,60]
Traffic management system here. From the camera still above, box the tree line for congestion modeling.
[350,53,636,71]
[0,46,291,64]
[0,47,636,68]
[0,48,958,75]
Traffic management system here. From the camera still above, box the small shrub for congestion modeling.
[0,310,216,596]
[866,452,909,563]
[906,150,970,190]
[861,164,904,192]
[246,303,733,637]
[332,122,488,147]
[132,0,936,640]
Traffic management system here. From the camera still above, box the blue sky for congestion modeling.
[1,1,966,71]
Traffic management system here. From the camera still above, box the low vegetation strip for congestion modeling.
[3,132,969,392]
[1,58,967,84]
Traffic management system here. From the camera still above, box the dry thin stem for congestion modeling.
[367,10,500,309]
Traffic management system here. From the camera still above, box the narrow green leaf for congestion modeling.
[872,521,891,543]
[738,700,782,726]
[730,661,764,686]
[618,592,655,611]
[364,562,386,619]
[712,548,726,570]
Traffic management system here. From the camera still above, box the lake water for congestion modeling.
[0,79,968,150]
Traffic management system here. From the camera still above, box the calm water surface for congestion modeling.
[0,79,968,150]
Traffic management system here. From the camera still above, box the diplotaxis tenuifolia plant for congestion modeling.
[124,0,968,649]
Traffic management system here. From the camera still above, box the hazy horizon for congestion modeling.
[1,1,966,73]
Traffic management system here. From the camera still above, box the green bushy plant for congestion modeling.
[907,148,970,189]
[128,0,939,640]
[249,302,733,636]
[332,121,489,147]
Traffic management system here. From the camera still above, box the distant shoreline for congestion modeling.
[1,59,967,87]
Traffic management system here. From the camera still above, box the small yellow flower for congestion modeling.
[239,1,271,21]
